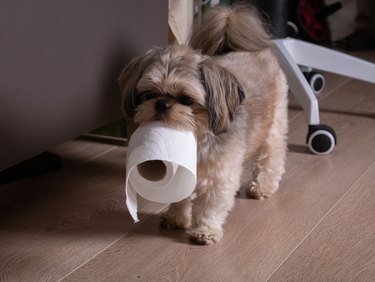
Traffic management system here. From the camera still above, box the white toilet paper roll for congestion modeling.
[125,121,197,222]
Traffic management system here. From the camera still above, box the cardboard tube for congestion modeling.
[137,160,167,182]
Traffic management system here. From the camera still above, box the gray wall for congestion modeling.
[0,0,168,170]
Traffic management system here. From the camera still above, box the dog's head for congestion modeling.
[118,45,245,135]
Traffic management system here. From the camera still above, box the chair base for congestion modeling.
[274,38,375,155]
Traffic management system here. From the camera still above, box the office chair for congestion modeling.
[234,0,375,155]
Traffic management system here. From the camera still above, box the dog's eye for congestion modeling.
[142,92,158,100]
[177,95,193,106]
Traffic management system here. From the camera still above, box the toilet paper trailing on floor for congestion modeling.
[125,121,197,222]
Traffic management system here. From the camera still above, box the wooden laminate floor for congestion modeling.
[1,51,374,281]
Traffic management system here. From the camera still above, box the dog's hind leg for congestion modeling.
[246,122,288,199]
[246,84,288,199]
[160,197,193,230]
[246,148,285,199]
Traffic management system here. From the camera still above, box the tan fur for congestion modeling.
[119,5,288,245]
[190,4,272,55]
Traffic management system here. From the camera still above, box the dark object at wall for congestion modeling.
[346,31,375,51]
[0,152,62,185]
[231,0,288,38]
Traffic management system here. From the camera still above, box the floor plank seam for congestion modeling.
[287,76,352,124]
[85,145,118,164]
[266,161,375,281]
[323,75,352,98]
[57,234,125,282]
[58,203,168,281]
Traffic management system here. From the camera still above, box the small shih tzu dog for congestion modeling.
[119,5,288,245]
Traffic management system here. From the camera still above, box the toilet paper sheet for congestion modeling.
[125,121,197,222]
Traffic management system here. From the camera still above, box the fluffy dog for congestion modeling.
[119,5,288,245]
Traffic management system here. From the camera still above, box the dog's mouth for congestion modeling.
[154,112,168,122]
[134,101,198,132]
[152,111,197,132]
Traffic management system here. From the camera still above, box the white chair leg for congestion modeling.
[279,38,375,84]
[273,38,348,155]
[274,39,320,125]
[275,37,375,155]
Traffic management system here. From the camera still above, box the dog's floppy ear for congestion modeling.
[200,58,245,135]
[118,49,159,118]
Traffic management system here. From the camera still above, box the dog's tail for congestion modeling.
[189,5,272,56]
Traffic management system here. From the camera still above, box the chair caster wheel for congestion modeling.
[304,71,325,95]
[307,124,336,155]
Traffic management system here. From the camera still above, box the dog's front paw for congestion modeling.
[188,227,223,245]
[160,212,191,230]
[246,182,271,200]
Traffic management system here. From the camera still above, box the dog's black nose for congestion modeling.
[155,98,172,113]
